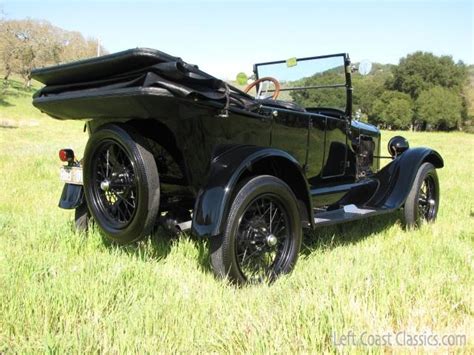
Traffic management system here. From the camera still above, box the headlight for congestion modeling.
[388,136,409,157]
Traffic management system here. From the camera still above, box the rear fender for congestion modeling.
[192,145,312,237]
[367,147,443,209]
[59,183,84,209]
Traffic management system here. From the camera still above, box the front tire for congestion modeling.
[404,162,440,228]
[83,124,160,244]
[210,175,302,285]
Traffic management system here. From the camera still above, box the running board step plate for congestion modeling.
[314,204,390,226]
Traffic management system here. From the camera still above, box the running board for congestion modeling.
[314,204,391,226]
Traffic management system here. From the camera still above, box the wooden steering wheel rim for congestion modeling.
[244,76,281,100]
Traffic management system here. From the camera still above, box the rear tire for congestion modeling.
[83,124,160,244]
[210,175,302,285]
[74,202,91,233]
[404,162,439,228]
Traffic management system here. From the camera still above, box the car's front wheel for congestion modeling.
[83,124,160,244]
[404,162,440,228]
[210,175,302,285]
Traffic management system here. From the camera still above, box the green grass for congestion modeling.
[0,86,473,353]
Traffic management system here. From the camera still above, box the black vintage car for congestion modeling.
[32,48,443,284]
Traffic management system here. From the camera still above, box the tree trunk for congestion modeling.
[3,68,11,83]
[23,73,32,88]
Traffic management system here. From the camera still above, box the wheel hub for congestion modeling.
[428,199,435,207]
[100,179,111,191]
[266,234,278,247]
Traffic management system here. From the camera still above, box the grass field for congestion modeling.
[0,80,473,353]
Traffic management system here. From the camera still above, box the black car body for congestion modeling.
[32,48,443,284]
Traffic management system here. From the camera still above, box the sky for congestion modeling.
[1,0,473,79]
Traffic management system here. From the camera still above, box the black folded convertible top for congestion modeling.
[32,48,181,86]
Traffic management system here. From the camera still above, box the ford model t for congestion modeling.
[32,48,443,284]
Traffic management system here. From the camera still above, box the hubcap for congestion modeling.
[100,180,110,191]
[266,234,278,247]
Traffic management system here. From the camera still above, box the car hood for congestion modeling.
[351,120,380,137]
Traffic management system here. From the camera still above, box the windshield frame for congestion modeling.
[253,53,352,117]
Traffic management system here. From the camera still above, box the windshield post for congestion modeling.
[344,54,352,121]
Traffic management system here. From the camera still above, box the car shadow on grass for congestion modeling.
[99,210,405,276]
[99,226,213,273]
[300,210,403,256]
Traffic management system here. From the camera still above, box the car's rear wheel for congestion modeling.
[83,124,160,244]
[404,162,439,228]
[74,202,91,233]
[210,175,302,285]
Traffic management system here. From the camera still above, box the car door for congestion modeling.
[306,112,351,207]
[321,116,348,178]
[306,113,348,181]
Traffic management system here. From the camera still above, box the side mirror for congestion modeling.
[358,60,372,76]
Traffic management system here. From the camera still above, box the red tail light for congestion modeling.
[59,149,75,163]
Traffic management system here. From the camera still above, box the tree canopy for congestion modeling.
[0,18,106,87]
[372,91,413,129]
[388,51,467,99]
[416,86,463,130]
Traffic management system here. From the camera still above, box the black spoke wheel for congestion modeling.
[236,195,292,282]
[91,140,138,227]
[83,124,160,244]
[417,175,437,220]
[404,162,440,228]
[210,175,302,285]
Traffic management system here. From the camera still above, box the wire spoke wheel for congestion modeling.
[236,195,291,283]
[404,162,439,228]
[83,124,160,244]
[417,175,436,220]
[210,175,302,285]
[92,140,138,227]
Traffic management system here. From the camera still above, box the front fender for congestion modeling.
[367,147,443,209]
[191,145,310,237]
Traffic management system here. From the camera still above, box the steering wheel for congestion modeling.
[244,77,281,100]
